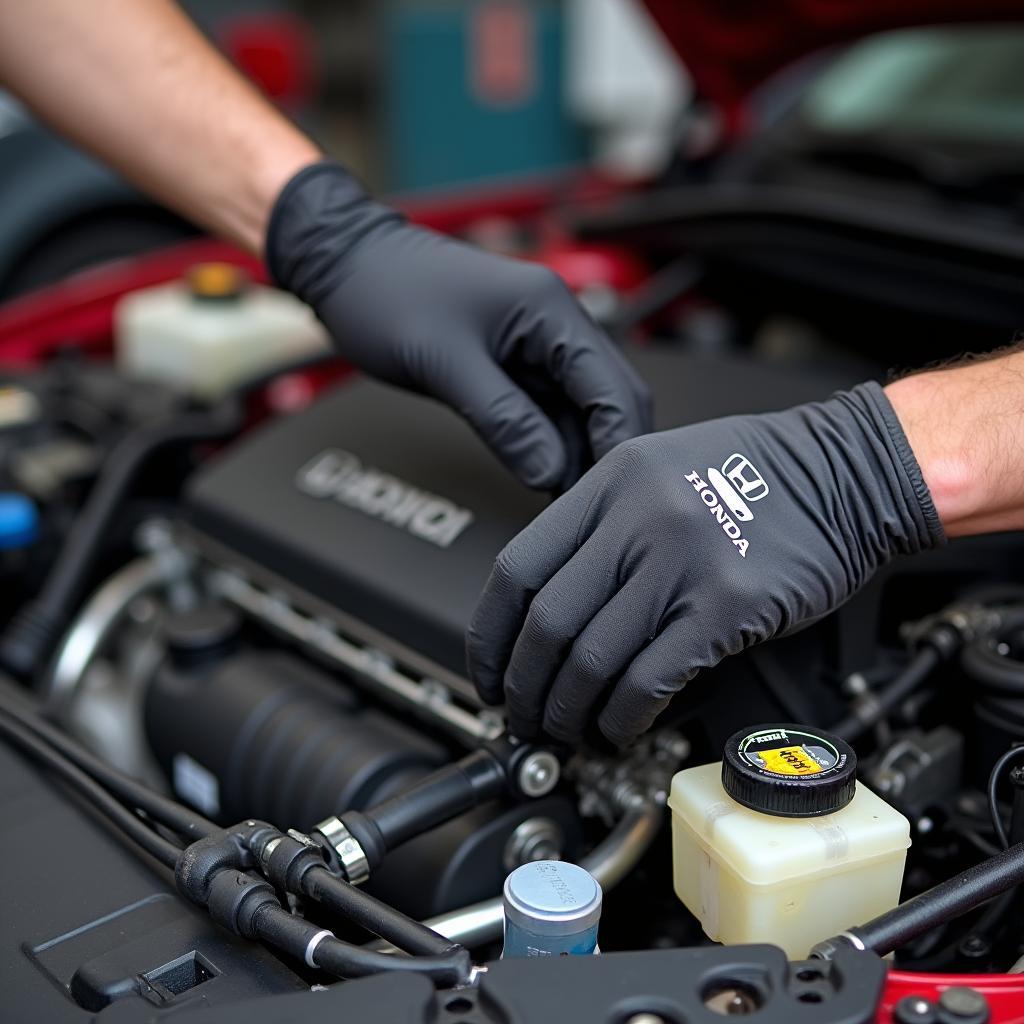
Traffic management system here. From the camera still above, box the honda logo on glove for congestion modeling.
[684,453,769,558]
[709,454,769,523]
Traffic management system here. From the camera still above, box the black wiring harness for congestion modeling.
[173,820,471,986]
[832,598,1024,743]
[0,680,545,988]
[0,402,243,682]
[811,594,1024,964]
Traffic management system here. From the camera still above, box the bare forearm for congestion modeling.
[886,347,1024,538]
[0,0,319,252]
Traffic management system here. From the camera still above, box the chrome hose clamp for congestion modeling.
[315,815,370,885]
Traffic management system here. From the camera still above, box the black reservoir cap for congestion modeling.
[722,724,857,818]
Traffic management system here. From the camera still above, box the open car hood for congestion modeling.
[641,0,1024,115]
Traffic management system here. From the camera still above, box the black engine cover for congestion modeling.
[184,349,853,678]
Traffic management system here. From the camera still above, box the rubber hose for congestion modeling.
[0,402,241,681]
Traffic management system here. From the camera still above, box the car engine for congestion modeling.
[3,338,1024,1024]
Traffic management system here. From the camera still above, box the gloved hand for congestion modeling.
[467,383,945,746]
[266,160,651,491]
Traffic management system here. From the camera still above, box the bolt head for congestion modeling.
[894,996,937,1024]
[960,936,989,957]
[518,751,560,797]
[843,672,869,696]
[939,987,988,1020]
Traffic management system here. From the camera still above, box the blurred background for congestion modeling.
[180,0,690,191]
[2,0,1024,371]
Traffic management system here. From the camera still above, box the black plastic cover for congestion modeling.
[149,942,887,1024]
[184,349,855,678]
[0,737,305,1021]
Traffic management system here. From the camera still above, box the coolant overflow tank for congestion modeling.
[668,724,910,957]
[115,263,329,399]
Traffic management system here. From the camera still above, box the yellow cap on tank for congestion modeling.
[187,263,248,302]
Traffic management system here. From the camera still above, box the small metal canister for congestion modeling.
[501,860,602,957]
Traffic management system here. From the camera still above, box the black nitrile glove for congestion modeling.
[266,161,651,490]
[467,382,945,746]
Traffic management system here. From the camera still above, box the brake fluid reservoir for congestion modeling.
[115,263,329,399]
[669,724,910,957]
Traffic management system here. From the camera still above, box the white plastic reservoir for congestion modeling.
[116,263,329,399]
[668,725,910,958]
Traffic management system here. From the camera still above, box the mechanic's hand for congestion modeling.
[467,383,945,746]
[266,160,651,491]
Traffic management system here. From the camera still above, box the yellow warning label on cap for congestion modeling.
[755,746,826,776]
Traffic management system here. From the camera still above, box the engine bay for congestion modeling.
[3,342,1024,1023]
[2,3,1024,1021]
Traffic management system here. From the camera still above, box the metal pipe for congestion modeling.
[44,550,190,711]
[370,798,663,951]
[578,799,664,892]
[211,568,503,745]
[1,405,239,680]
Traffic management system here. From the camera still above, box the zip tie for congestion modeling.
[304,928,334,968]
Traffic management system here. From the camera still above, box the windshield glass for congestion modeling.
[802,25,1024,143]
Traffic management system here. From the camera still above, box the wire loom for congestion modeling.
[174,821,471,985]
[0,683,471,988]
